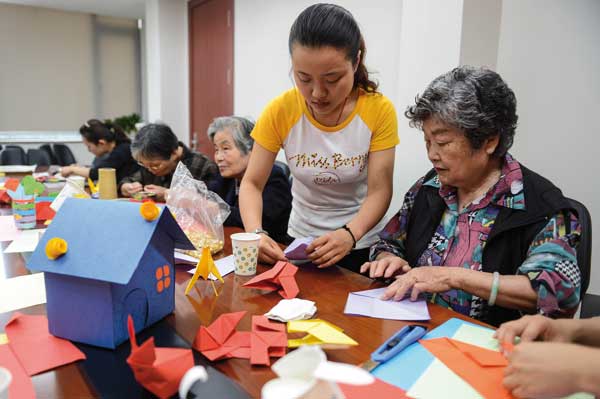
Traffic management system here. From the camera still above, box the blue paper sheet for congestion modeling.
[372,317,493,390]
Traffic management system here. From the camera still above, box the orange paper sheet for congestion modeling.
[0,345,36,399]
[4,312,86,376]
[420,337,513,399]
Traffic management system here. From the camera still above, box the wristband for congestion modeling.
[341,225,356,249]
[488,271,500,306]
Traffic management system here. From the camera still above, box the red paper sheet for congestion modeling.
[420,337,514,399]
[338,377,411,399]
[0,345,36,399]
[4,313,86,376]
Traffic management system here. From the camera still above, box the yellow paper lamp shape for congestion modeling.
[45,237,68,260]
[185,247,224,295]
[140,201,160,221]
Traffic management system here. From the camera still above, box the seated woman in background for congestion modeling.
[120,123,218,202]
[361,66,582,326]
[208,116,292,244]
[60,119,140,182]
[495,314,600,397]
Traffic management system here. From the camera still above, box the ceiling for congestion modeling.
[0,0,146,19]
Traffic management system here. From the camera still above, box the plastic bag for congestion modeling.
[167,162,230,257]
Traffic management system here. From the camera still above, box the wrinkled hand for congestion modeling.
[360,253,411,278]
[381,266,455,301]
[60,166,73,177]
[504,342,596,398]
[494,315,577,346]
[258,234,286,265]
[306,229,353,268]
[144,185,168,201]
[121,182,143,197]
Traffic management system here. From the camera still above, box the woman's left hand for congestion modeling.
[381,266,457,301]
[307,229,354,268]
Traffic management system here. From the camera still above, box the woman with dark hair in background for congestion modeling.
[362,66,581,326]
[240,3,399,272]
[60,119,140,182]
[208,116,292,244]
[120,123,218,202]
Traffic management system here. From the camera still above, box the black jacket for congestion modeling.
[404,165,575,326]
[89,142,140,183]
[211,166,292,244]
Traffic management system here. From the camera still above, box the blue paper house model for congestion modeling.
[27,198,194,349]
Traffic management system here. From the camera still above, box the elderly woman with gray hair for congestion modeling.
[208,116,292,243]
[361,66,582,326]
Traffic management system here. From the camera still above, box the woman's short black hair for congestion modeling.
[405,66,518,157]
[288,3,378,93]
[130,123,179,160]
[79,119,130,145]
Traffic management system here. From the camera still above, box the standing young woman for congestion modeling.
[60,119,140,182]
[240,3,399,273]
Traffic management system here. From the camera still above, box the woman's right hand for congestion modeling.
[494,314,578,346]
[121,182,143,197]
[258,234,287,265]
[359,252,411,278]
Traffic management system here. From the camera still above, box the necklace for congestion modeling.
[309,95,349,126]
[459,168,502,211]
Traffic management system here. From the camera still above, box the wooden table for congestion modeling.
[1,217,489,398]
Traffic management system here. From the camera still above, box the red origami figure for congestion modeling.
[243,261,299,299]
[126,315,194,399]
[193,311,287,366]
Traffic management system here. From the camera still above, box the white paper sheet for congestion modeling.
[186,254,236,280]
[3,229,44,253]
[0,272,47,313]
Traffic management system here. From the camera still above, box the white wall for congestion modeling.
[143,0,189,145]
[393,0,465,215]
[0,3,139,131]
[497,0,600,294]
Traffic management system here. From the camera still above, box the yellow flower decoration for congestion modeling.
[46,238,68,260]
[140,201,160,222]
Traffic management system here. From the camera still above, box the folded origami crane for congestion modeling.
[420,337,514,399]
[193,311,287,366]
[126,315,195,399]
[287,319,358,348]
[243,261,299,299]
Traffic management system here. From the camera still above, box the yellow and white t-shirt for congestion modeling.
[252,88,399,248]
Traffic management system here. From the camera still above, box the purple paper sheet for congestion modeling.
[344,288,430,321]
[283,237,314,260]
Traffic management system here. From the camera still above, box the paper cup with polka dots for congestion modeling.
[231,232,261,276]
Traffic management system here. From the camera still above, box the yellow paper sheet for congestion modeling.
[0,333,8,345]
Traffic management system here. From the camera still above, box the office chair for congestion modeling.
[567,198,596,317]
[39,143,58,165]
[52,144,77,166]
[1,147,27,165]
[26,148,52,166]
[274,160,291,181]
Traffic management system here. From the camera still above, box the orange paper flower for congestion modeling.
[140,201,160,221]
[45,238,68,260]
